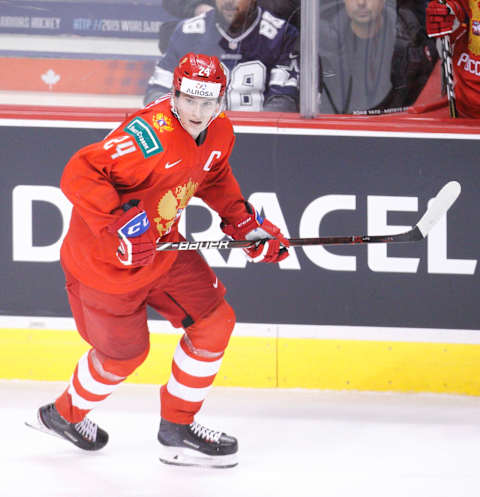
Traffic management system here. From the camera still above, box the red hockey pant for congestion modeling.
[55,250,235,424]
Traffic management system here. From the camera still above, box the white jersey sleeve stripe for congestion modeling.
[148,66,174,88]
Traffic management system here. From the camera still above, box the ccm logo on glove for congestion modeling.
[107,199,156,267]
[123,212,150,237]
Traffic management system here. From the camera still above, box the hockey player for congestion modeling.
[32,52,289,468]
[144,0,299,112]
[426,0,480,118]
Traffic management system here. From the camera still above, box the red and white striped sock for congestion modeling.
[55,350,125,423]
[161,335,224,424]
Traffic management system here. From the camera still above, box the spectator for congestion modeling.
[319,0,437,114]
[162,0,300,26]
[426,0,480,118]
[162,0,215,18]
[260,0,301,27]
[146,0,299,111]
[158,1,215,54]
[398,0,430,26]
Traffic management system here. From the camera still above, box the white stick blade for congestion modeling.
[416,181,461,237]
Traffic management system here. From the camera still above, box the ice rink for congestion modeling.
[1,380,480,497]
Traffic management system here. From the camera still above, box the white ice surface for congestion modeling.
[1,380,480,497]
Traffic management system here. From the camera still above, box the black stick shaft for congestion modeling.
[438,0,458,118]
[155,228,422,252]
[155,182,460,252]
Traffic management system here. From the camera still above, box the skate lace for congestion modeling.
[190,421,222,443]
[74,417,97,442]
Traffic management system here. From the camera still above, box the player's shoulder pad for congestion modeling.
[181,12,207,35]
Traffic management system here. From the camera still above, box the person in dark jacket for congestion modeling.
[319,0,437,114]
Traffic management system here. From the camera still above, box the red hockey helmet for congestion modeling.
[173,52,227,99]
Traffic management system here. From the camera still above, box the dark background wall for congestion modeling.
[1,125,478,329]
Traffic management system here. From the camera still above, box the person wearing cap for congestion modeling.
[30,52,289,468]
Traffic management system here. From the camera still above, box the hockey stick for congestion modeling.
[438,0,458,118]
[155,181,461,252]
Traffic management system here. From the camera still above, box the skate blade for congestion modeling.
[158,445,238,468]
[25,414,63,441]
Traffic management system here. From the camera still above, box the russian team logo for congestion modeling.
[153,112,174,132]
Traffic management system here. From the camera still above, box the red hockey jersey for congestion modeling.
[453,0,480,117]
[60,97,247,293]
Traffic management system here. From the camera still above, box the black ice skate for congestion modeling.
[26,403,108,451]
[157,418,238,468]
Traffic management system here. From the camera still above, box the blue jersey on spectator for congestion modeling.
[144,6,299,112]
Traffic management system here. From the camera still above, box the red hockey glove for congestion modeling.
[426,0,465,39]
[107,199,156,267]
[221,203,289,263]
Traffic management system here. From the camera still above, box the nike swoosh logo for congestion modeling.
[213,278,218,288]
[165,159,182,169]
